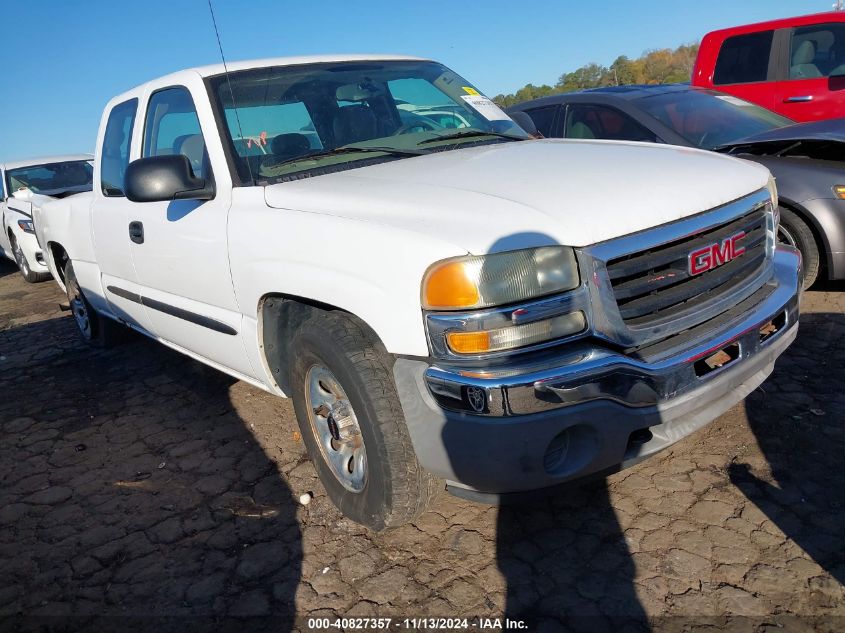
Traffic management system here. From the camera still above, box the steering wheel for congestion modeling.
[392,119,440,135]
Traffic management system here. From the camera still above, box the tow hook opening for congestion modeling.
[624,427,654,459]
[759,311,786,345]
[694,342,740,378]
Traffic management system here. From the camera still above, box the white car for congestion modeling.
[0,155,93,282]
[36,55,800,529]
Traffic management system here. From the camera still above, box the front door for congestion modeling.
[126,84,255,378]
[772,21,845,122]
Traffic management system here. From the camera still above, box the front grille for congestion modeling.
[606,205,769,328]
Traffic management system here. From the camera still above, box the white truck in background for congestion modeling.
[36,55,800,529]
[1,155,93,282]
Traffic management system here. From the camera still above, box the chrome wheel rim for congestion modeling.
[778,225,797,248]
[305,365,367,493]
[67,278,92,339]
[13,240,29,276]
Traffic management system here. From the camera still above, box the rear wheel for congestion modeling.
[64,260,126,347]
[289,311,441,530]
[777,207,820,290]
[10,234,50,283]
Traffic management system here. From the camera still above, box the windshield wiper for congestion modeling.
[270,145,427,168]
[417,129,527,145]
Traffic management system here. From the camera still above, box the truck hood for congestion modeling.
[264,139,770,254]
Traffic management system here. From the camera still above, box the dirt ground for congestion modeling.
[0,258,843,632]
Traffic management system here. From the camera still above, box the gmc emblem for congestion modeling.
[688,231,746,276]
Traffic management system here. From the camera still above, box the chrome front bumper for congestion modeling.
[393,247,801,495]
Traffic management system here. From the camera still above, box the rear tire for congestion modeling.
[64,260,126,347]
[289,311,441,530]
[777,207,820,289]
[10,234,50,283]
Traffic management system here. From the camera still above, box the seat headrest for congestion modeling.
[792,40,816,65]
[333,106,377,146]
[270,133,311,158]
[175,134,206,174]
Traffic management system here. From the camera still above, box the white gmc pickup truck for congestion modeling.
[36,55,801,529]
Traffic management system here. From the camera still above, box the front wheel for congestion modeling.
[777,207,820,289]
[289,311,441,530]
[10,234,50,283]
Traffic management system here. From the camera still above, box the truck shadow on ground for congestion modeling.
[0,314,302,631]
[732,310,845,586]
[495,483,648,631]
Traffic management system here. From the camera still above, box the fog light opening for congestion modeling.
[694,343,740,378]
[759,311,786,345]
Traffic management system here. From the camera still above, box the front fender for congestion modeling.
[228,201,465,358]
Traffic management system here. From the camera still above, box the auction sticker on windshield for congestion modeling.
[460,95,510,121]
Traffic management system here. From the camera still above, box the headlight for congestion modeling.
[423,246,586,357]
[422,246,580,310]
[17,219,35,234]
[834,185,845,200]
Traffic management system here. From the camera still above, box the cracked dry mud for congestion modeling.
[0,258,843,631]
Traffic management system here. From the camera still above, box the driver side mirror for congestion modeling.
[125,155,214,203]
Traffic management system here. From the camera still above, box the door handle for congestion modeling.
[128,221,144,244]
[783,95,813,103]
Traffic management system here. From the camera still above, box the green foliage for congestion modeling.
[493,42,700,107]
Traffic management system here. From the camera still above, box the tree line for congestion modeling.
[493,43,700,107]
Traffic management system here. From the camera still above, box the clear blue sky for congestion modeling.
[0,0,827,163]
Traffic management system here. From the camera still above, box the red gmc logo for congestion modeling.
[688,231,746,276]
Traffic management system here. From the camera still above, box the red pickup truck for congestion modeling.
[693,12,845,122]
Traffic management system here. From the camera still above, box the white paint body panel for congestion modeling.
[37,56,772,396]
[263,139,771,254]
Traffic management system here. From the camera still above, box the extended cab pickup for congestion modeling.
[37,55,801,529]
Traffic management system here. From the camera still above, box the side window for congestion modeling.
[714,31,774,85]
[523,106,558,137]
[790,23,845,79]
[143,87,209,180]
[101,98,138,197]
[564,104,656,142]
[0,172,5,201]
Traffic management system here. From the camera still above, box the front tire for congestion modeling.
[10,234,50,283]
[64,260,126,347]
[777,207,820,289]
[289,311,440,530]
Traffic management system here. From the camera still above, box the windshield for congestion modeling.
[208,60,528,183]
[636,90,793,150]
[5,160,94,196]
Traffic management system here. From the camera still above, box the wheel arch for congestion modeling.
[778,196,830,278]
[258,293,358,395]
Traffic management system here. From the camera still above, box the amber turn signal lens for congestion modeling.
[834,185,845,200]
[446,331,491,354]
[423,260,480,310]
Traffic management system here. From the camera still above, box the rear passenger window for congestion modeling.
[0,173,5,200]
[790,23,845,79]
[523,106,558,137]
[100,99,138,197]
[714,31,773,85]
[143,87,209,180]
[564,104,656,142]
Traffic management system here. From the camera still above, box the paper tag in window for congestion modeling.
[460,95,510,121]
